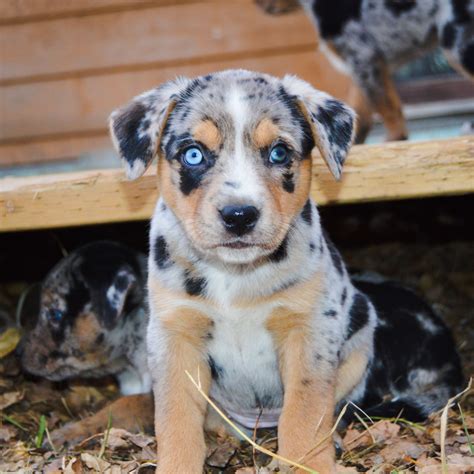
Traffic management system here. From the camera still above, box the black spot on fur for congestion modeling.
[346,292,370,339]
[341,287,347,305]
[451,0,471,23]
[309,242,316,252]
[282,172,295,193]
[95,333,104,345]
[301,378,312,386]
[184,271,206,297]
[324,234,344,275]
[113,101,152,170]
[324,309,337,318]
[176,145,217,196]
[73,242,144,330]
[269,235,288,263]
[312,0,362,38]
[314,99,353,165]
[344,278,465,422]
[277,86,314,157]
[461,43,474,74]
[384,0,416,16]
[301,200,312,224]
[154,236,171,269]
[441,22,456,48]
[208,356,224,379]
[50,350,67,359]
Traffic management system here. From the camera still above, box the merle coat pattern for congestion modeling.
[257,0,474,143]
[109,69,463,473]
[20,241,153,446]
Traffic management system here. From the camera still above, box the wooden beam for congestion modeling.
[1,137,473,233]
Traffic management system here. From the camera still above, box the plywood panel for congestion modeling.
[0,0,198,24]
[0,1,316,83]
[1,137,472,232]
[1,49,349,142]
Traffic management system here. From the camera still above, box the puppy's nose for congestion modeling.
[219,205,260,236]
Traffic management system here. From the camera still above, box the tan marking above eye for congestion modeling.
[253,118,280,148]
[192,120,221,151]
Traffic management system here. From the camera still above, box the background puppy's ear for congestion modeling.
[109,77,191,180]
[102,266,139,329]
[282,75,356,181]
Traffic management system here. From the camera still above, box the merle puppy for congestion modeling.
[20,241,153,446]
[109,69,463,473]
[257,0,474,142]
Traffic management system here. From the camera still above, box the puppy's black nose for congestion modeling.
[219,205,260,236]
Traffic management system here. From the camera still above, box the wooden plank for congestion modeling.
[1,137,473,232]
[0,1,316,83]
[0,134,111,167]
[0,0,198,24]
[1,49,349,143]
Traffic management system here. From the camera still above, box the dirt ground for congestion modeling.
[0,196,473,473]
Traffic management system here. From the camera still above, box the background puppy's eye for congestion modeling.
[48,308,64,323]
[183,147,204,166]
[269,144,289,165]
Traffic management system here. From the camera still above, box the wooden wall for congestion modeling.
[0,0,351,167]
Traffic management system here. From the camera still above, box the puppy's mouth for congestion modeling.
[220,241,257,249]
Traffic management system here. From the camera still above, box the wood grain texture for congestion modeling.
[0,0,199,24]
[1,137,472,232]
[0,1,316,83]
[1,50,348,142]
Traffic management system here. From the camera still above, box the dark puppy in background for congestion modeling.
[256,0,474,142]
[19,241,153,446]
[110,69,464,473]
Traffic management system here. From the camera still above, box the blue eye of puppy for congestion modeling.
[269,144,289,165]
[48,308,64,323]
[183,147,204,166]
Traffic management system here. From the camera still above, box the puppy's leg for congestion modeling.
[331,40,407,142]
[49,394,154,447]
[268,311,336,474]
[150,308,213,474]
[346,83,373,144]
[439,20,474,80]
[369,63,408,142]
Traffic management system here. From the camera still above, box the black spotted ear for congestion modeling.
[109,77,191,180]
[281,75,356,181]
[102,266,139,329]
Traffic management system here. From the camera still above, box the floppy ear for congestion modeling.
[102,266,140,329]
[109,77,191,180]
[281,75,356,181]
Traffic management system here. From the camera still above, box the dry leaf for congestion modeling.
[80,452,110,471]
[0,426,16,442]
[106,428,131,449]
[0,390,23,410]
[63,456,84,474]
[0,328,21,358]
[378,439,425,463]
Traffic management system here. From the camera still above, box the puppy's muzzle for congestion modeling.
[219,205,260,236]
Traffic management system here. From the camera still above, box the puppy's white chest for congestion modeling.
[207,305,283,424]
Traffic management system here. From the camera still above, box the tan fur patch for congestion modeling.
[192,120,222,151]
[336,349,369,402]
[148,296,213,472]
[74,312,101,347]
[267,306,336,473]
[253,118,280,148]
